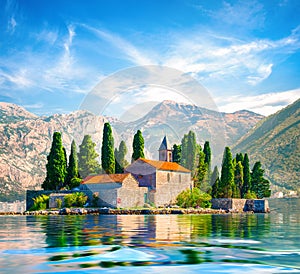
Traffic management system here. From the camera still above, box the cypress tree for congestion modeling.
[42,132,66,190]
[65,140,79,188]
[235,153,244,164]
[115,140,128,173]
[78,135,101,178]
[180,134,188,168]
[195,145,209,191]
[172,144,181,163]
[219,147,234,198]
[181,131,197,173]
[242,153,251,198]
[101,122,115,174]
[132,130,145,162]
[234,161,244,198]
[211,166,220,198]
[203,141,211,172]
[251,161,271,198]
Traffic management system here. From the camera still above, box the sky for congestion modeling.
[1,0,300,118]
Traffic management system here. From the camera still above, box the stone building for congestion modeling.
[80,173,147,208]
[125,159,192,206]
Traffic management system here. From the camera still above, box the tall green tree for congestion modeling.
[172,144,181,163]
[115,140,129,173]
[78,135,101,178]
[211,166,220,198]
[234,161,244,198]
[181,131,197,173]
[195,145,209,192]
[180,134,188,168]
[235,153,244,164]
[251,161,271,198]
[219,147,234,198]
[203,141,212,173]
[101,122,115,174]
[65,140,79,188]
[132,130,145,162]
[42,132,67,190]
[242,153,251,198]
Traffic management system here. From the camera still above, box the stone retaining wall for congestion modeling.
[211,198,269,213]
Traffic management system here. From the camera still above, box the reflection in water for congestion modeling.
[38,214,271,248]
[0,198,299,273]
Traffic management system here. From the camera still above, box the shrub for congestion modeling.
[64,192,88,207]
[56,198,63,208]
[244,190,257,199]
[70,178,82,189]
[30,194,49,211]
[176,188,212,208]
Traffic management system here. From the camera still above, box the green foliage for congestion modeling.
[211,166,220,198]
[78,135,101,178]
[235,153,244,164]
[251,161,271,198]
[181,131,197,173]
[203,141,211,172]
[42,132,67,190]
[64,192,88,208]
[132,130,145,162]
[244,190,257,199]
[176,188,212,208]
[101,123,115,174]
[56,198,63,209]
[242,153,251,198]
[233,98,300,190]
[234,161,243,198]
[70,178,82,189]
[115,140,129,173]
[219,147,234,198]
[30,194,49,210]
[195,145,210,192]
[65,140,79,188]
[172,144,181,163]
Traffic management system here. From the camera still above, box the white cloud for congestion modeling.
[82,25,153,66]
[0,69,32,88]
[216,89,300,115]
[8,16,17,33]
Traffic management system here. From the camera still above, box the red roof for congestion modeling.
[137,158,191,173]
[82,173,131,184]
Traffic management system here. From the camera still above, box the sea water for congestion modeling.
[0,198,299,273]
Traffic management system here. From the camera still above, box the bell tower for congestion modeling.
[158,136,173,162]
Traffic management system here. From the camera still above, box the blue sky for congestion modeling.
[0,0,300,117]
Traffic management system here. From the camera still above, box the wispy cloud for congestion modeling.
[81,24,154,65]
[216,89,300,115]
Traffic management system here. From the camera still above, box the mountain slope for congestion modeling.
[110,100,264,163]
[0,101,263,201]
[233,98,300,191]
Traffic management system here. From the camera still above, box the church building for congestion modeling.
[80,136,192,207]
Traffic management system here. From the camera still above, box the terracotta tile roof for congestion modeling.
[138,158,191,173]
[82,173,131,184]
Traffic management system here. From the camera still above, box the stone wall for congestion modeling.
[211,198,270,213]
[125,160,156,188]
[154,170,192,206]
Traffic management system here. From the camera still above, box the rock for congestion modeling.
[59,208,71,215]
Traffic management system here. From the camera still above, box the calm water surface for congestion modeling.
[0,198,299,273]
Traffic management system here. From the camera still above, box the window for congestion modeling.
[167,173,170,182]
[179,174,182,183]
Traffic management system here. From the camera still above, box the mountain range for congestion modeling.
[233,98,300,193]
[0,99,298,201]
